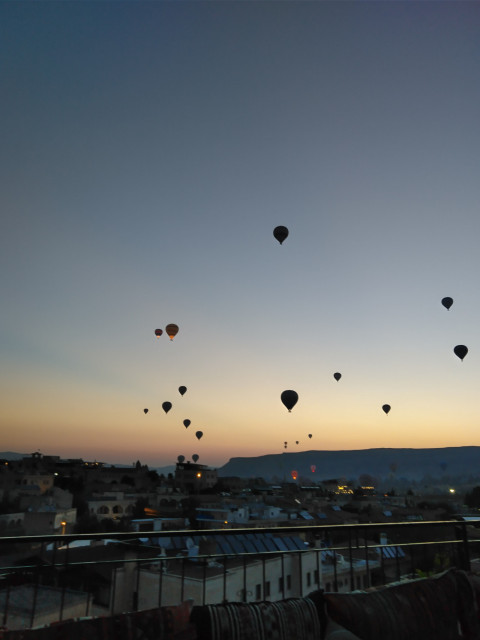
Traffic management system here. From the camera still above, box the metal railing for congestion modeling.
[0,519,479,630]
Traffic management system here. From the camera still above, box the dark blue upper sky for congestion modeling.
[1,2,479,467]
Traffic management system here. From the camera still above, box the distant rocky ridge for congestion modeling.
[217,447,480,482]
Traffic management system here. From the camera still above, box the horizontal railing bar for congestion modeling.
[1,538,474,574]
[0,519,475,546]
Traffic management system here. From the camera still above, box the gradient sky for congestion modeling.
[1,1,480,469]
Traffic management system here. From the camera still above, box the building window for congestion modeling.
[314,570,319,584]
[356,576,361,589]
[306,572,311,587]
[287,575,291,590]
[325,582,331,592]
[279,577,284,593]
[255,584,261,600]
[265,581,270,597]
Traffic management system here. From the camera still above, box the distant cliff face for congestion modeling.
[217,447,480,482]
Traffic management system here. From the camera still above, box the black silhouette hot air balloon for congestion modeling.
[310,465,316,473]
[333,372,342,382]
[143,408,149,414]
[308,434,312,439]
[165,324,179,340]
[281,390,298,412]
[162,401,172,414]
[177,455,185,464]
[273,226,289,245]
[295,440,299,445]
[441,297,453,310]
[183,419,191,428]
[382,404,391,415]
[154,329,163,338]
[192,454,199,463]
[195,430,203,440]
[178,386,187,396]
[454,345,468,361]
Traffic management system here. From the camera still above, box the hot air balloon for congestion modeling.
[165,324,179,340]
[192,454,199,463]
[441,297,453,310]
[162,401,172,414]
[177,455,185,464]
[273,226,289,245]
[291,470,298,481]
[382,404,391,415]
[308,434,312,439]
[295,441,299,445]
[281,390,298,412]
[183,419,191,428]
[178,386,187,396]
[310,465,316,473]
[454,345,468,361]
[195,431,203,440]
[143,408,149,414]
[154,329,163,338]
[333,372,342,382]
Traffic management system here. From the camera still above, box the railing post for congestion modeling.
[202,555,207,605]
[333,551,338,592]
[157,558,164,608]
[348,530,354,592]
[243,555,247,602]
[364,529,370,589]
[223,555,227,602]
[455,521,471,571]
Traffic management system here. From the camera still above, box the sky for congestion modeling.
[1,1,480,470]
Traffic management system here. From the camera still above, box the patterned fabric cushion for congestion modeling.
[323,569,479,640]
[0,600,196,640]
[191,598,322,640]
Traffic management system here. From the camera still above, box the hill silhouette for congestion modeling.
[218,447,480,482]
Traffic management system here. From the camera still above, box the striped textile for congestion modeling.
[191,597,322,640]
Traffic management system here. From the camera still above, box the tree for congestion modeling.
[465,486,480,509]
[132,497,150,519]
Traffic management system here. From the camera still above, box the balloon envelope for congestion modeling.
[273,226,289,245]
[178,386,187,396]
[454,345,468,361]
[441,297,454,310]
[177,455,185,464]
[291,470,298,480]
[281,390,298,412]
[310,465,316,473]
[192,454,199,463]
[195,430,203,440]
[154,329,163,338]
[183,419,191,428]
[382,404,391,415]
[143,408,148,414]
[333,372,342,382]
[165,324,179,340]
[162,401,172,414]
[295,441,299,445]
[308,434,312,439]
